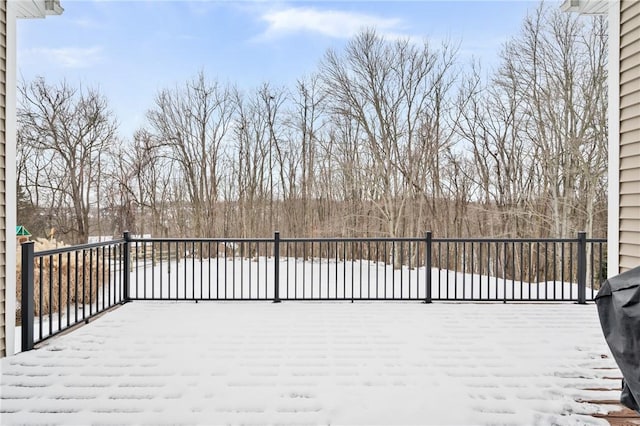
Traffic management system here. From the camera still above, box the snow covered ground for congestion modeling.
[1,302,619,425]
[17,257,597,356]
[129,256,593,301]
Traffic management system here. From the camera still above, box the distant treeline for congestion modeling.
[17,4,607,244]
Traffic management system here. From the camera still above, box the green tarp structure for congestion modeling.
[16,225,31,237]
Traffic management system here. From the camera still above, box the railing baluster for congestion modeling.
[438,241,442,300]
[232,243,236,299]
[392,241,396,299]
[176,241,187,300]
[544,242,548,301]
[89,249,94,317]
[446,241,450,300]
[135,241,139,299]
[400,241,404,299]
[485,241,489,299]
[46,254,54,334]
[326,242,330,299]
[247,242,251,300]
[39,257,43,341]
[569,241,574,301]
[192,241,196,300]
[158,242,162,300]
[551,242,556,300]
[462,242,466,300]
[343,242,347,299]
[264,241,268,299]
[512,242,515,300]
[335,241,339,300]
[319,242,323,299]
[495,243,500,301]
[143,242,147,300]
[376,241,379,299]
[123,232,130,303]
[74,251,79,322]
[58,253,62,331]
[101,248,105,309]
[21,242,35,352]
[67,252,71,326]
[367,241,371,298]
[577,232,587,304]
[469,242,474,300]
[225,241,229,300]
[274,232,281,303]
[478,242,483,300]
[425,232,432,304]
[350,242,355,301]
[216,241,220,299]
[503,242,507,303]
[455,242,460,300]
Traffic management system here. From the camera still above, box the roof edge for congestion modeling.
[561,0,609,15]
[11,0,63,19]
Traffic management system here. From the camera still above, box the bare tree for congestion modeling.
[503,5,608,238]
[320,29,459,239]
[455,5,607,240]
[288,75,326,234]
[259,84,287,232]
[105,129,176,237]
[18,78,118,243]
[232,87,271,236]
[146,72,235,237]
[456,63,537,237]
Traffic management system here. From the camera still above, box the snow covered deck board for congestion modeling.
[0,303,620,425]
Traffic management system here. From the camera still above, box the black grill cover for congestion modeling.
[595,266,640,413]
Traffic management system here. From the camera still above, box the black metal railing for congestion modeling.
[20,238,127,351]
[125,232,605,303]
[20,231,607,350]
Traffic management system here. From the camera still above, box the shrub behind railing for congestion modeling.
[16,239,112,322]
[19,238,126,351]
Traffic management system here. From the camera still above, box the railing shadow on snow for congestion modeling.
[19,231,606,351]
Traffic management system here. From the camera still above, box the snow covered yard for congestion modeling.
[1,302,620,425]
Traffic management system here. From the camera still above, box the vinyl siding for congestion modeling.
[619,0,640,272]
[0,0,6,357]
[620,140,640,157]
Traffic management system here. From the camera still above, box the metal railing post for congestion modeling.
[425,231,432,304]
[21,241,35,352]
[123,231,131,303]
[577,231,587,304]
[273,231,281,303]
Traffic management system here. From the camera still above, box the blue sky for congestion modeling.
[17,0,545,137]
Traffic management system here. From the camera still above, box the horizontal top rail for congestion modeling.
[124,236,607,244]
[280,237,425,243]
[33,239,126,257]
[433,237,607,244]
[127,237,274,244]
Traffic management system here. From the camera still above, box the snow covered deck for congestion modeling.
[1,302,621,425]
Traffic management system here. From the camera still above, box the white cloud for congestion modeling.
[22,46,104,69]
[259,7,406,40]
